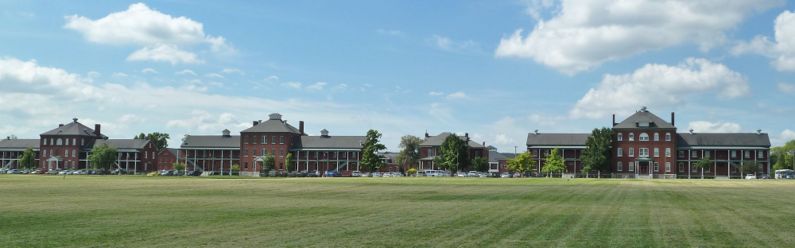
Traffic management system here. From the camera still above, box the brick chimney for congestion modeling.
[671,112,675,126]
[612,114,616,126]
[299,121,305,135]
[94,124,101,136]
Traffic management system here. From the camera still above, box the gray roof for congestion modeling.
[0,139,40,150]
[677,133,770,148]
[240,114,301,134]
[614,109,675,129]
[299,136,364,150]
[488,150,515,163]
[181,135,240,149]
[41,120,106,138]
[94,139,150,151]
[420,132,486,148]
[526,133,590,146]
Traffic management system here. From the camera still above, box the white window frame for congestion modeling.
[628,161,635,172]
[665,133,671,141]
[639,148,648,158]
[639,133,649,142]
[617,133,623,141]
[629,147,635,157]
[665,162,671,173]
[654,148,659,157]
[617,161,622,172]
[617,148,623,157]
[629,133,635,141]
[665,148,671,157]
[653,133,659,141]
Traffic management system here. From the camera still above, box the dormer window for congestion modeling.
[639,133,649,141]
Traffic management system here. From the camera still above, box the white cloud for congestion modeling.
[127,44,202,65]
[428,91,444,96]
[175,69,197,76]
[779,129,795,144]
[204,73,224,79]
[112,72,128,77]
[496,0,781,74]
[283,81,302,89]
[221,68,244,75]
[64,3,232,64]
[141,68,158,74]
[571,58,749,119]
[445,91,468,100]
[778,82,795,94]
[687,121,742,133]
[431,35,479,53]
[734,11,795,71]
[87,71,101,78]
[118,114,145,124]
[306,82,327,91]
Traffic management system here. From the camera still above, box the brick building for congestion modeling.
[525,108,771,178]
[418,132,488,171]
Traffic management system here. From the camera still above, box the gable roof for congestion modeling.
[488,150,515,163]
[298,136,364,150]
[420,132,486,148]
[94,139,149,151]
[181,135,240,149]
[240,114,301,134]
[41,119,106,138]
[614,109,675,129]
[0,139,40,151]
[676,133,770,148]
[526,133,590,146]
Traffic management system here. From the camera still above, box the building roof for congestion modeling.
[298,135,364,150]
[420,132,486,148]
[526,133,590,146]
[0,139,40,150]
[614,108,675,129]
[94,139,150,151]
[676,133,770,148]
[488,150,515,163]
[240,113,301,134]
[181,135,241,149]
[40,119,106,138]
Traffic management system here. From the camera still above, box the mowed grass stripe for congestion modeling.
[2,176,795,247]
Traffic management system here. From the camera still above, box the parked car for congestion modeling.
[324,170,341,177]
[48,169,60,175]
[500,172,512,178]
[513,172,523,178]
[351,170,361,177]
[8,169,20,174]
[456,171,467,177]
[187,170,202,176]
[745,174,757,180]
[31,169,44,174]
[467,171,479,177]
[371,172,382,177]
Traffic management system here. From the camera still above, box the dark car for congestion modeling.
[187,170,202,176]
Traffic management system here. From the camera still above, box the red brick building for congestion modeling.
[157,148,178,170]
[418,132,488,171]
[525,108,771,178]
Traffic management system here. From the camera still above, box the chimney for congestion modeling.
[612,114,616,126]
[299,121,305,135]
[73,118,78,123]
[689,129,694,135]
[465,133,470,142]
[94,124,101,136]
[534,129,539,135]
[671,112,675,126]
[425,131,430,138]
[252,121,258,127]
[757,129,762,135]
[482,141,485,146]
[59,124,64,127]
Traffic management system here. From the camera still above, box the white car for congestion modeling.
[351,171,361,177]
[745,174,757,180]
[467,171,479,177]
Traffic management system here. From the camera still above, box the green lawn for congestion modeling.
[1,176,795,247]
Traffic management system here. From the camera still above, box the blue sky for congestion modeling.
[1,0,794,150]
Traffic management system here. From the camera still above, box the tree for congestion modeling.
[439,134,468,173]
[542,148,565,177]
[18,147,36,169]
[134,132,170,152]
[361,129,386,172]
[742,160,758,177]
[396,135,422,172]
[471,156,488,172]
[261,154,275,172]
[284,153,294,172]
[231,164,240,176]
[773,152,790,170]
[581,127,612,177]
[173,162,186,172]
[89,143,118,172]
[693,156,712,179]
[507,151,535,177]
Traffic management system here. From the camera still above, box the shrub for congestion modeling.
[407,168,417,176]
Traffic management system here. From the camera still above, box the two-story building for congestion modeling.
[418,132,488,171]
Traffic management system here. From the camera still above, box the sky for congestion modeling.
[1,0,794,151]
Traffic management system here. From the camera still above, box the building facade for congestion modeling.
[525,108,771,178]
[418,132,488,171]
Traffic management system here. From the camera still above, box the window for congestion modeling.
[617,133,623,141]
[263,135,268,144]
[665,148,671,157]
[744,151,750,159]
[628,162,635,172]
[617,148,623,157]
[81,138,84,146]
[665,133,671,141]
[678,150,685,158]
[57,138,63,146]
[639,148,648,157]
[629,133,635,141]
[72,138,76,146]
[629,147,635,157]
[691,163,698,172]
[271,136,276,144]
[653,162,659,171]
[43,150,47,157]
[654,148,659,157]
[617,161,623,172]
[280,136,284,144]
[262,148,266,156]
[639,133,649,141]
[758,150,764,158]
[731,150,737,158]
[144,151,147,159]
[44,139,48,145]
[678,162,684,173]
[691,151,698,158]
[665,162,671,173]
[704,151,711,159]
[653,133,659,141]
[64,150,68,157]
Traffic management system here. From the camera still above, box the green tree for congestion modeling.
[18,147,36,169]
[693,156,712,179]
[581,127,612,177]
[361,129,386,172]
[261,154,275,172]
[284,153,294,172]
[507,151,535,177]
[439,134,468,173]
[134,132,170,152]
[773,152,790,170]
[542,148,565,177]
[471,156,488,172]
[396,135,422,172]
[742,160,759,177]
[172,162,186,172]
[89,143,118,172]
[231,164,240,175]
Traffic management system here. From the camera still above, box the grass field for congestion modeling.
[1,176,795,247]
